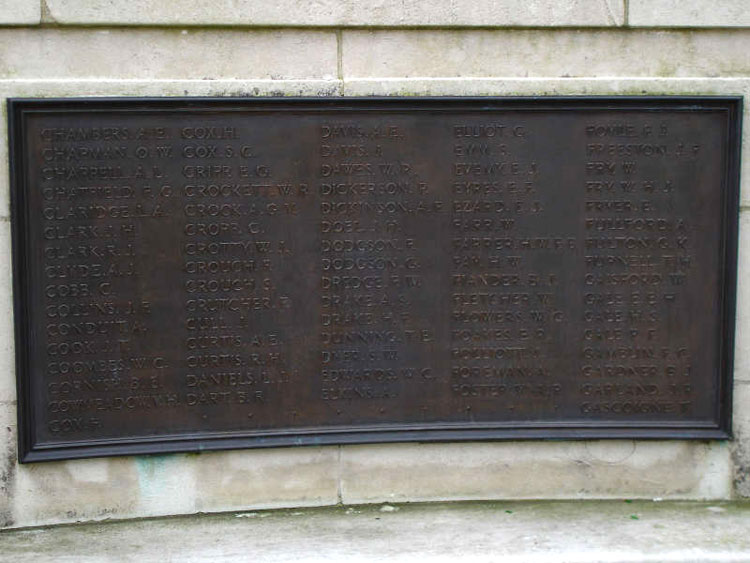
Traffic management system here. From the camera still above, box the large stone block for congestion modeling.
[731,382,750,496]
[44,0,624,27]
[630,0,750,28]
[0,402,16,528]
[0,0,40,25]
[12,451,201,527]
[340,441,732,503]
[735,212,750,384]
[0,221,14,403]
[341,30,750,79]
[0,79,342,99]
[9,446,339,527]
[0,29,338,80]
[131,455,199,518]
[192,447,339,512]
[12,456,144,527]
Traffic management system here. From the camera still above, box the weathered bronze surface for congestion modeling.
[9,97,740,462]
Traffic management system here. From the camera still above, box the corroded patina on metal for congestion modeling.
[9,97,741,461]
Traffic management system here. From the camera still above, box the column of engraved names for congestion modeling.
[317,118,440,420]
[37,122,170,438]
[580,119,695,418]
[179,122,298,427]
[449,119,569,418]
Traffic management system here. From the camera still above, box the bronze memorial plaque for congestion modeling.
[9,97,740,462]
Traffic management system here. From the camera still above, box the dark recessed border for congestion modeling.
[8,96,742,463]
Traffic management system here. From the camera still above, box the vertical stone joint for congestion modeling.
[336,28,344,93]
[39,0,56,24]
[624,0,630,26]
[336,446,343,504]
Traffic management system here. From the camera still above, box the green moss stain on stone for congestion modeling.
[135,455,172,500]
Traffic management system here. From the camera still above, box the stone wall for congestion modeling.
[0,0,748,529]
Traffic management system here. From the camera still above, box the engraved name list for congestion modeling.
[9,98,739,461]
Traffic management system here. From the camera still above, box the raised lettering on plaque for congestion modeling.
[9,97,740,462]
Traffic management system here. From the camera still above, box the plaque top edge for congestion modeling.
[7,94,744,111]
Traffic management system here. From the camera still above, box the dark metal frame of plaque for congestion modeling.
[9,97,741,462]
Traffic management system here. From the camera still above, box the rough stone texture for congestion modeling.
[732,383,750,497]
[132,455,200,518]
[341,30,750,79]
[630,0,750,28]
[3,501,750,562]
[0,98,9,218]
[44,0,625,27]
[0,79,343,99]
[0,402,16,528]
[0,29,338,80]
[0,220,14,404]
[9,447,339,528]
[736,212,750,384]
[0,0,40,24]
[737,208,750,512]
[341,76,750,97]
[340,441,732,503]
[192,447,340,513]
[12,456,143,527]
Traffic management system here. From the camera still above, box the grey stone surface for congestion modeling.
[630,0,750,28]
[191,448,340,513]
[732,383,750,497]
[0,0,40,24]
[0,403,15,529]
[44,0,625,27]
[9,447,340,528]
[340,441,732,503]
[736,212,750,384]
[1,501,749,562]
[0,221,13,404]
[341,30,750,79]
[12,456,144,527]
[0,29,338,80]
